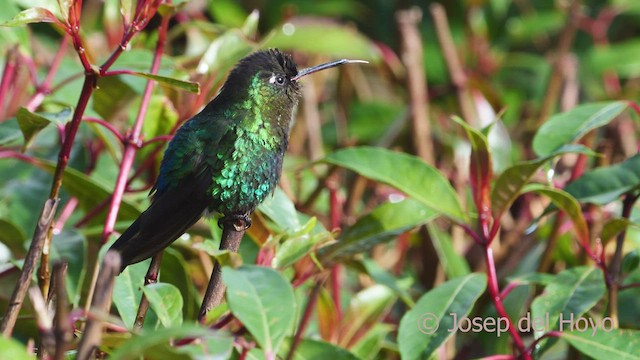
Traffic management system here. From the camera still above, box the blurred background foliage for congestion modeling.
[1,0,640,359]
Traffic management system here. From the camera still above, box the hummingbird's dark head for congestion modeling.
[223,49,302,107]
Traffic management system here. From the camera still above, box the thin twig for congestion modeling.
[52,263,71,360]
[133,253,163,330]
[76,251,121,360]
[198,218,247,323]
[0,199,59,337]
[396,7,434,164]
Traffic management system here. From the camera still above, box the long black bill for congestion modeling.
[292,59,368,81]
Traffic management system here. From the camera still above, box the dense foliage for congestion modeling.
[1,0,640,359]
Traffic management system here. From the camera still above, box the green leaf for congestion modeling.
[531,267,605,355]
[113,263,147,328]
[398,273,487,360]
[131,72,200,94]
[564,153,640,205]
[562,329,640,360]
[1,7,61,27]
[263,20,380,62]
[17,107,71,150]
[320,198,438,262]
[601,218,631,244]
[490,144,595,220]
[532,101,628,157]
[0,337,35,360]
[589,39,640,78]
[506,272,555,286]
[274,218,332,269]
[142,283,183,328]
[279,338,360,360]
[524,184,589,244]
[427,223,470,278]
[222,265,295,355]
[321,147,465,222]
[196,29,255,76]
[94,76,137,121]
[108,325,233,360]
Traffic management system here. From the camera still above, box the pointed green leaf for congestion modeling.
[523,184,589,244]
[222,265,295,355]
[561,329,640,360]
[131,72,200,93]
[398,273,487,360]
[274,219,333,269]
[533,101,628,157]
[142,283,183,328]
[258,187,301,232]
[531,267,605,355]
[490,144,594,220]
[320,198,438,262]
[1,7,61,27]
[564,153,640,205]
[321,147,465,222]
[601,218,631,243]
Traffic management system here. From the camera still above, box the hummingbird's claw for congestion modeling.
[218,213,252,231]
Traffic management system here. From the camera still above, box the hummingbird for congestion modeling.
[109,49,365,271]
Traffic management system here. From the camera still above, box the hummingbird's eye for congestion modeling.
[269,74,286,86]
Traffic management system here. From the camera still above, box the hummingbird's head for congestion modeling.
[221,49,368,108]
[222,49,302,108]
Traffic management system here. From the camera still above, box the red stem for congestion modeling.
[484,248,529,359]
[100,8,170,244]
[286,283,322,360]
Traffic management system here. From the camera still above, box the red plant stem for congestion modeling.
[83,117,125,143]
[25,36,71,112]
[50,76,95,199]
[0,46,18,118]
[74,197,110,228]
[99,11,170,245]
[484,248,529,358]
[286,282,322,360]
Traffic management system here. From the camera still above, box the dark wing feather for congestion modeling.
[109,167,212,272]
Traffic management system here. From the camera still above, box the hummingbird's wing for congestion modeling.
[109,166,213,271]
[110,108,235,272]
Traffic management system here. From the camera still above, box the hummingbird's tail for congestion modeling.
[109,171,212,272]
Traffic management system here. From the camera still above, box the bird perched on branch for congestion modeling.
[109,49,366,271]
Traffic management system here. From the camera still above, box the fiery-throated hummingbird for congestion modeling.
[110,49,365,271]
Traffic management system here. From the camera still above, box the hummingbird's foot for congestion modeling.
[218,214,252,231]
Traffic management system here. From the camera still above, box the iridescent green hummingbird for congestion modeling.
[110,49,365,271]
